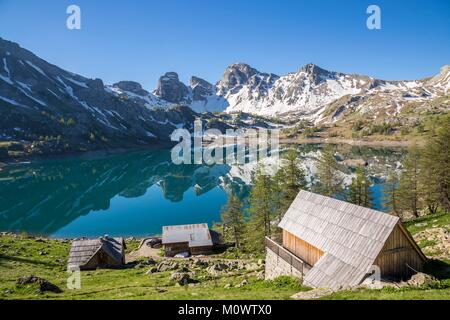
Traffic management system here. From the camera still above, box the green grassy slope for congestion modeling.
[0,213,449,300]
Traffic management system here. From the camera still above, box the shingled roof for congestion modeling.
[279,190,406,289]
[68,237,125,270]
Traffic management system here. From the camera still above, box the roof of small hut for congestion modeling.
[162,223,213,248]
[279,190,402,289]
[68,237,124,270]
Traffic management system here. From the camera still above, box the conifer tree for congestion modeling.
[274,148,307,220]
[315,145,343,197]
[398,145,421,217]
[348,167,373,208]
[420,116,450,213]
[382,171,400,216]
[245,167,275,252]
[220,195,245,248]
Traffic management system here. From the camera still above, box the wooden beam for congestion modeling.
[397,222,428,262]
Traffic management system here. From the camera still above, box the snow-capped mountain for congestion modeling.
[113,62,449,123]
[1,36,448,156]
[214,63,449,121]
[0,37,220,154]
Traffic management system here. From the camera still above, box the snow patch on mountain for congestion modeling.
[116,62,449,122]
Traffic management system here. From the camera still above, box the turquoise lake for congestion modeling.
[0,145,405,238]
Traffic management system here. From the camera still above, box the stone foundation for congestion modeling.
[265,247,303,280]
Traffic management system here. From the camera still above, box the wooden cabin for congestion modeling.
[68,236,126,270]
[162,223,214,257]
[266,191,427,289]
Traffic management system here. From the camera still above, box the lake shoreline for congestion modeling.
[0,143,171,170]
[280,137,419,148]
[0,138,413,170]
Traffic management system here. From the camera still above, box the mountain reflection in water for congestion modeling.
[0,149,249,237]
[0,145,405,238]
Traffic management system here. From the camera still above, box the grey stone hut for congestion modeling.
[265,190,427,289]
[68,236,126,270]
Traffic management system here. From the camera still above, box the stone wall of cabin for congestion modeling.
[265,247,303,280]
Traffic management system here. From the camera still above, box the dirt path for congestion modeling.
[291,288,334,300]
[126,239,162,263]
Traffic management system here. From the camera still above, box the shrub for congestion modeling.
[352,120,365,132]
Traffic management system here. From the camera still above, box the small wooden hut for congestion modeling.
[162,223,213,257]
[266,190,427,289]
[68,236,126,270]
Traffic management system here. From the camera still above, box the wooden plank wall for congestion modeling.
[282,230,324,267]
[191,245,213,255]
[374,224,424,279]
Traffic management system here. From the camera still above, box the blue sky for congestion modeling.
[0,0,449,90]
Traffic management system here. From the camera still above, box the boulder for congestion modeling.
[235,279,248,288]
[192,259,208,268]
[177,266,190,273]
[206,263,229,275]
[146,267,159,274]
[16,276,62,293]
[157,261,179,272]
[407,273,437,287]
[256,271,265,280]
[170,272,193,286]
[245,262,260,271]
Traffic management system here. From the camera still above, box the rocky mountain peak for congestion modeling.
[190,76,214,101]
[190,76,212,89]
[298,63,334,85]
[154,72,189,103]
[219,63,258,89]
[217,63,279,95]
[300,63,323,73]
[113,81,148,96]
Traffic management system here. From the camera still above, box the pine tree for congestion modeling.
[420,116,450,213]
[420,148,440,214]
[220,195,245,248]
[348,167,373,208]
[274,148,307,220]
[382,171,400,216]
[315,145,343,197]
[271,170,284,222]
[245,167,275,252]
[398,145,421,217]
